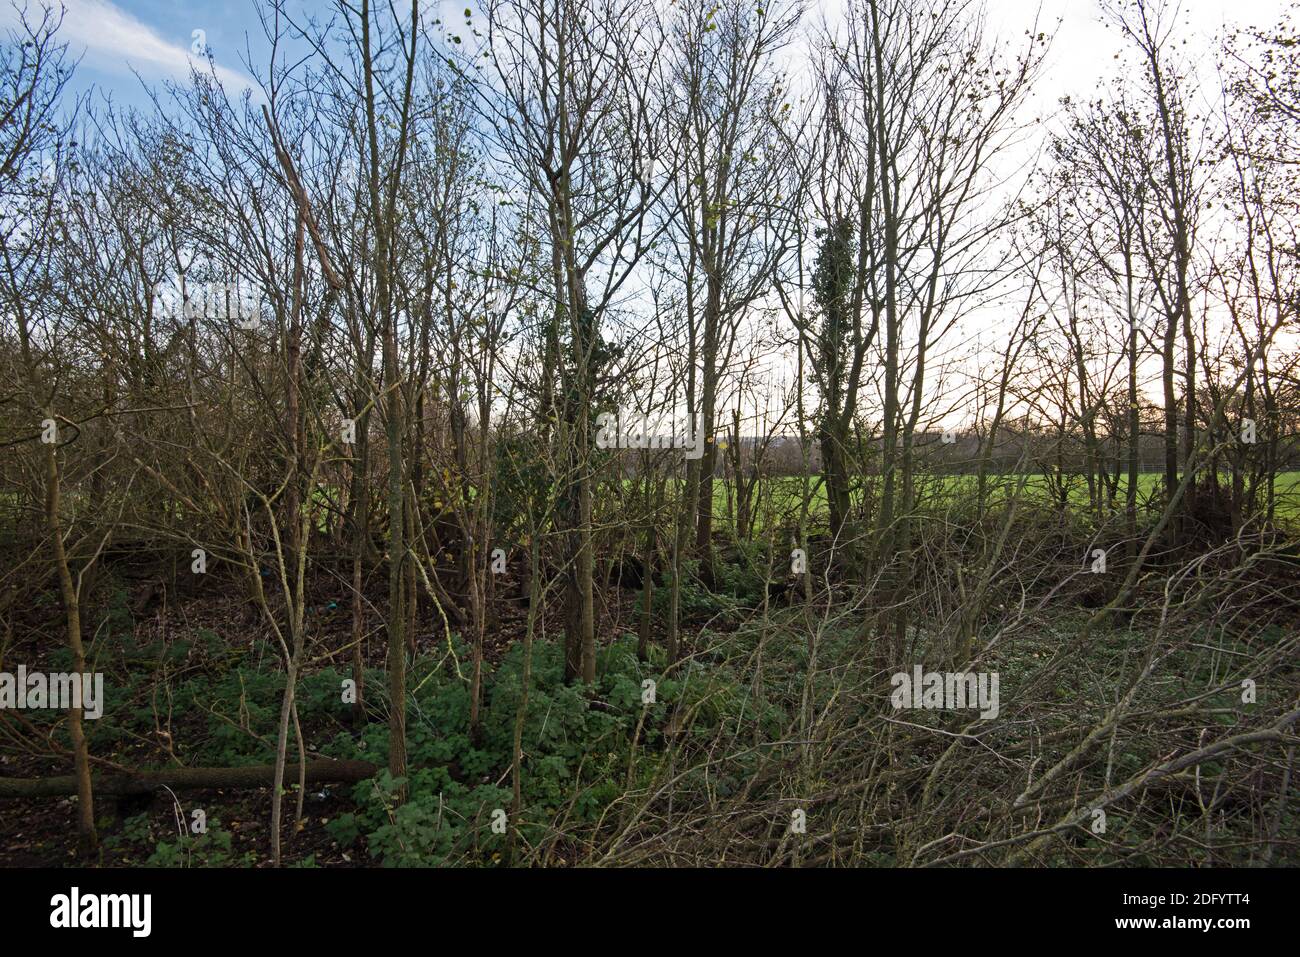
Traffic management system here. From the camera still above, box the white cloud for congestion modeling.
[3,0,259,96]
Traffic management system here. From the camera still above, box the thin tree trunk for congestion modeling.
[44,428,97,855]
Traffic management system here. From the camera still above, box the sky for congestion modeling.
[1,0,266,102]
[0,0,477,108]
[0,0,1289,114]
[1,0,1289,428]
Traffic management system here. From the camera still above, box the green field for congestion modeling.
[696,471,1300,531]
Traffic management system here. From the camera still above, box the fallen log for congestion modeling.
[0,758,378,799]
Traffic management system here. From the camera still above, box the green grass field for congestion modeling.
[698,471,1300,531]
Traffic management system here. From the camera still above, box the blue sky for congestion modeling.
[1,0,273,108]
[0,0,472,112]
[0,0,1286,116]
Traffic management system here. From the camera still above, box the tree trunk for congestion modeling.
[44,427,97,855]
